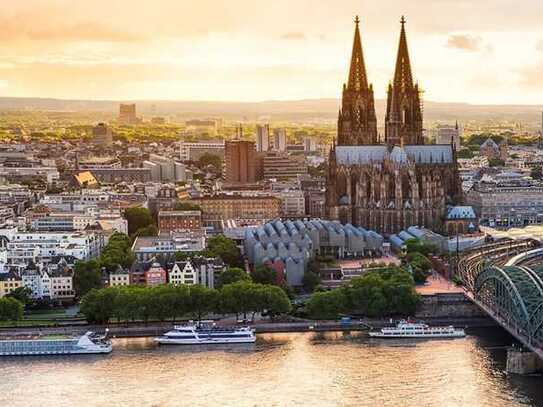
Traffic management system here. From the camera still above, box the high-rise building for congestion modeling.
[224,140,260,184]
[256,124,270,152]
[91,123,113,146]
[273,128,287,152]
[325,16,462,234]
[119,104,137,124]
[303,136,317,152]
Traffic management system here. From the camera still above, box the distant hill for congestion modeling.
[0,97,541,123]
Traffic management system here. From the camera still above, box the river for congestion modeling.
[0,328,541,407]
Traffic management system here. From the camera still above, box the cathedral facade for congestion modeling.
[325,17,462,235]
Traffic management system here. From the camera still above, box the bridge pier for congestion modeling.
[506,347,543,375]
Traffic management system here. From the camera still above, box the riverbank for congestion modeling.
[0,316,496,338]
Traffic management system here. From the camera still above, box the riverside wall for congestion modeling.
[415,293,488,319]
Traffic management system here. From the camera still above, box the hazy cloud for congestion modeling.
[0,11,142,42]
[281,32,306,40]
[446,34,483,52]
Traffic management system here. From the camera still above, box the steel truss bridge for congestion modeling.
[458,239,543,357]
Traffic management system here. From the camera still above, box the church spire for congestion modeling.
[392,16,414,93]
[347,15,368,92]
[385,16,423,146]
[337,16,378,146]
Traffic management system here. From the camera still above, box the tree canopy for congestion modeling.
[6,286,33,306]
[251,264,278,286]
[0,297,24,321]
[306,266,420,319]
[80,281,291,324]
[216,267,251,288]
[206,235,242,267]
[124,207,155,236]
[73,259,102,298]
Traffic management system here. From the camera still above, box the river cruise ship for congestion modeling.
[0,331,112,356]
[155,321,256,345]
[369,320,466,339]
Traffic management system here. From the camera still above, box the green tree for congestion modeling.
[80,288,117,324]
[132,224,159,239]
[206,235,242,267]
[99,233,135,270]
[407,252,433,284]
[302,271,321,293]
[219,281,258,319]
[251,265,278,285]
[258,285,292,318]
[73,259,102,297]
[6,286,33,306]
[124,207,155,236]
[0,297,24,321]
[188,285,218,321]
[216,267,251,288]
[307,266,420,319]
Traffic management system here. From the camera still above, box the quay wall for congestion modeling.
[415,293,488,319]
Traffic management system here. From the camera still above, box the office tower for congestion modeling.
[119,103,137,124]
[273,128,287,151]
[256,124,270,152]
[224,140,259,184]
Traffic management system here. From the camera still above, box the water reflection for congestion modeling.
[0,331,542,407]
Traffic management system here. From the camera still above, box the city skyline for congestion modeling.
[1,0,543,105]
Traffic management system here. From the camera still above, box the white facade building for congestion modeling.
[169,261,197,285]
[0,230,104,266]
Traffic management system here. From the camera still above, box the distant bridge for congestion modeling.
[457,239,543,358]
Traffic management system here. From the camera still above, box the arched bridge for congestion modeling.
[458,239,543,356]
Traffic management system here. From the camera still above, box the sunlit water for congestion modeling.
[0,328,542,407]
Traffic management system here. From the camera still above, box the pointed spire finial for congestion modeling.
[400,15,406,27]
[347,15,369,91]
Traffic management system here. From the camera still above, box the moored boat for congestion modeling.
[369,320,465,339]
[154,320,256,345]
[0,331,112,356]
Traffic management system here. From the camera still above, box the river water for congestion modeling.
[0,328,542,407]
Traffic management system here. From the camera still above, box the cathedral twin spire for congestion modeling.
[337,15,423,147]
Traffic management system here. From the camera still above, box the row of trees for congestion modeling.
[73,233,134,298]
[80,281,291,324]
[306,266,420,319]
[0,297,24,321]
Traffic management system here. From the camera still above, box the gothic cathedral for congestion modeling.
[325,17,462,235]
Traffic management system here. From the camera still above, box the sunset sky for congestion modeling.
[1,0,543,104]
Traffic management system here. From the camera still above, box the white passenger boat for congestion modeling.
[154,321,256,345]
[0,331,112,356]
[369,320,465,339]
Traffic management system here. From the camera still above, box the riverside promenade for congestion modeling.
[0,315,495,339]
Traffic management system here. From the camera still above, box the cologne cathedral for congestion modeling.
[325,17,462,235]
